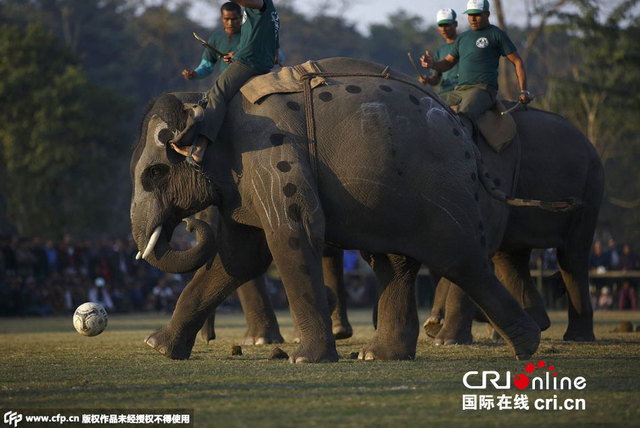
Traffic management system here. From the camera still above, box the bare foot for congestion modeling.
[171,142,205,164]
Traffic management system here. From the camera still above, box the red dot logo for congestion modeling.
[548,365,554,371]
[514,374,530,389]
[537,360,545,368]
[525,363,535,373]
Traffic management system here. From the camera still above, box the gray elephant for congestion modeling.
[420,105,603,345]
[131,57,551,362]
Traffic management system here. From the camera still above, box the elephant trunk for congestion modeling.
[135,217,216,274]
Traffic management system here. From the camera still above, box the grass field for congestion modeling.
[1,309,639,427]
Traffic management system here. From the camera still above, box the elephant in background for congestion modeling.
[130,57,546,362]
[423,105,603,345]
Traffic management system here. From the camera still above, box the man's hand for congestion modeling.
[223,52,235,64]
[420,50,434,69]
[519,90,533,105]
[182,69,196,80]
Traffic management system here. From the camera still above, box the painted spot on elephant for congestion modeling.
[397,169,404,176]
[453,128,461,136]
[409,94,420,105]
[287,204,302,222]
[318,92,333,102]
[379,85,392,92]
[270,133,284,146]
[346,85,362,94]
[465,152,471,159]
[283,183,297,197]
[277,161,292,172]
[471,172,477,181]
[425,107,451,130]
[478,221,484,231]
[286,101,300,111]
[288,237,300,250]
[493,178,501,187]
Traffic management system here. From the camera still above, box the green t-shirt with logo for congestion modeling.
[449,24,516,90]
[434,41,459,94]
[234,0,280,73]
[203,30,241,73]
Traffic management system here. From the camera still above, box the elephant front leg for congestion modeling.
[424,276,448,339]
[322,247,353,339]
[433,280,475,345]
[359,254,420,360]
[237,277,284,345]
[266,228,338,363]
[145,260,241,359]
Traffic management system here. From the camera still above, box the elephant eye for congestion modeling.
[141,164,170,191]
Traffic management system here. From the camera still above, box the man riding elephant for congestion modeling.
[421,0,532,122]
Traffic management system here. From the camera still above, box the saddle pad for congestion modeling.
[240,60,327,103]
[477,100,517,153]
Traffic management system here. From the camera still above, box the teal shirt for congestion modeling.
[201,29,241,74]
[234,0,280,73]
[434,41,459,94]
[449,24,516,90]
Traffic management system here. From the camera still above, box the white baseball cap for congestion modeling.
[464,0,490,14]
[436,8,457,25]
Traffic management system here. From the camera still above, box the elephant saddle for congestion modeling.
[240,60,328,103]
[475,100,518,153]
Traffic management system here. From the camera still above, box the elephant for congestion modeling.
[419,104,603,345]
[130,57,551,362]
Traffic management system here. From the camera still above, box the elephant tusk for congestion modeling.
[136,251,142,260]
[142,225,163,260]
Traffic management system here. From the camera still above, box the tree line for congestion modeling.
[0,0,639,248]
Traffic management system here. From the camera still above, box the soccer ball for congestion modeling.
[73,302,108,337]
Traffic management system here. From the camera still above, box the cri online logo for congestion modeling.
[463,360,587,390]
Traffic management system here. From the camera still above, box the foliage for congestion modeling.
[0,24,130,238]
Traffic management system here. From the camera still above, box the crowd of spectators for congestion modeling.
[1,233,638,317]
[0,234,205,317]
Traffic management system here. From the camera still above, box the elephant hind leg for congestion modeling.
[557,248,595,341]
[424,275,447,339]
[433,280,475,345]
[493,250,551,331]
[237,277,284,345]
[359,254,420,360]
[322,247,353,340]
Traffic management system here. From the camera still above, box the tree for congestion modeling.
[0,24,131,238]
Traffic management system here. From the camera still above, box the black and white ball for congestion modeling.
[73,302,108,337]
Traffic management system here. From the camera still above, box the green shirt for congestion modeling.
[434,41,459,94]
[449,24,516,90]
[234,0,280,73]
[203,29,241,74]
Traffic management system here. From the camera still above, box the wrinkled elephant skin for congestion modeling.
[130,57,540,362]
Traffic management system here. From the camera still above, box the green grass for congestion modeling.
[1,309,639,427]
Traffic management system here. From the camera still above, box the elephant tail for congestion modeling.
[473,146,583,213]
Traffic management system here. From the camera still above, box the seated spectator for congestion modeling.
[589,240,610,273]
[597,286,613,310]
[88,277,114,310]
[605,238,620,270]
[619,243,639,271]
[618,280,637,310]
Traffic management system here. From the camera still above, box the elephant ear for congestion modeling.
[168,103,204,147]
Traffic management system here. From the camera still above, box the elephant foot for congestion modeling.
[288,342,339,364]
[358,336,416,361]
[563,329,595,342]
[332,323,353,340]
[524,306,551,331]
[144,329,195,360]
[199,324,216,344]
[242,329,284,345]
[433,327,473,346]
[423,316,443,339]
[492,318,541,360]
